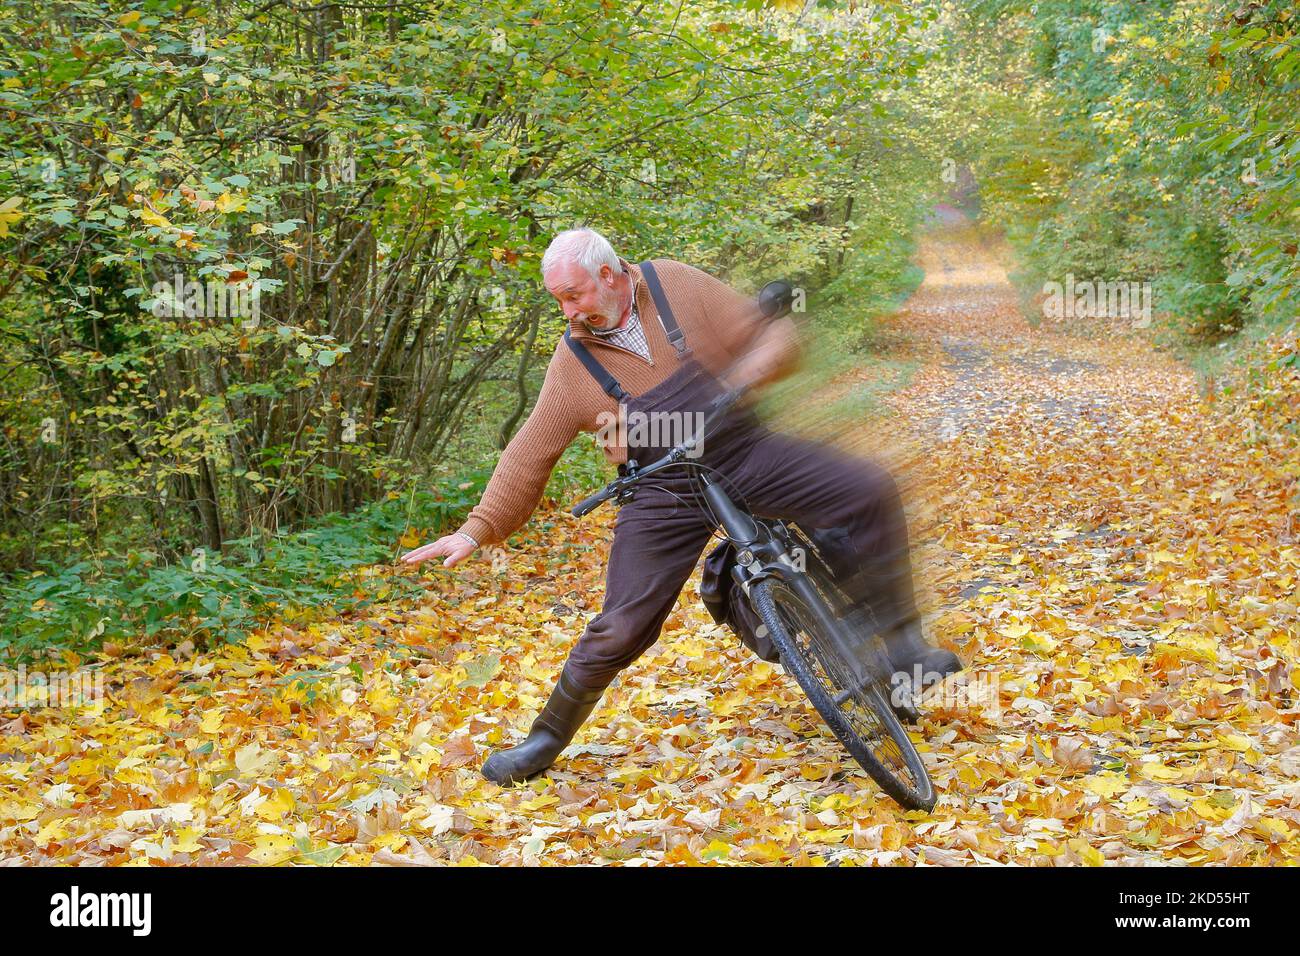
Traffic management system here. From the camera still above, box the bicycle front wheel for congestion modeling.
[784,524,922,724]
[750,576,935,811]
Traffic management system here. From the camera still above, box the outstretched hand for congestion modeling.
[400,533,476,568]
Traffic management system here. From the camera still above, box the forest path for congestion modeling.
[6,217,1298,867]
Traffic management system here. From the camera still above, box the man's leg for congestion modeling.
[481,488,715,785]
[728,429,961,684]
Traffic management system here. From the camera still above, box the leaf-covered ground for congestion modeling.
[4,221,1299,866]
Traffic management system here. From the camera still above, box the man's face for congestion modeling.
[543,260,621,329]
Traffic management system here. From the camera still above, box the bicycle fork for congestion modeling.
[699,475,889,692]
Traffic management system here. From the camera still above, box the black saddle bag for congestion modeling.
[700,539,781,662]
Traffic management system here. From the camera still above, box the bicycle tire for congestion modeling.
[750,576,935,810]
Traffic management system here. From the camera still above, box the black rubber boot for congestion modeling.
[838,545,963,698]
[481,666,606,786]
[882,618,962,684]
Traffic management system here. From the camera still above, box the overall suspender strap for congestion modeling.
[638,260,692,359]
[563,330,630,404]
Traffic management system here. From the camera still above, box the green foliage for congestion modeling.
[0,476,462,661]
[0,435,624,662]
[936,0,1298,347]
[0,0,935,571]
[0,0,951,655]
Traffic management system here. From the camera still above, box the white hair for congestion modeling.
[541,227,621,281]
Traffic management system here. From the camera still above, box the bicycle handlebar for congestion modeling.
[572,489,609,518]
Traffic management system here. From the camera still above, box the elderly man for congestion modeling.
[401,227,960,786]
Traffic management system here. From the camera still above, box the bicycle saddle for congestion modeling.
[758,279,795,319]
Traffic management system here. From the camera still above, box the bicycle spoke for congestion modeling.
[777,598,918,782]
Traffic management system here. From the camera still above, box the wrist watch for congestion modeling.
[456,530,479,549]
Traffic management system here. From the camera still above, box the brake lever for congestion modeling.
[614,459,639,504]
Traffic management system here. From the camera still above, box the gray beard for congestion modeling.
[585,313,618,332]
[587,300,634,336]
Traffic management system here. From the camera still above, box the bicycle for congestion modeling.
[571,381,937,811]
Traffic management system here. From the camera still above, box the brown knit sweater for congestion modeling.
[456,257,803,547]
